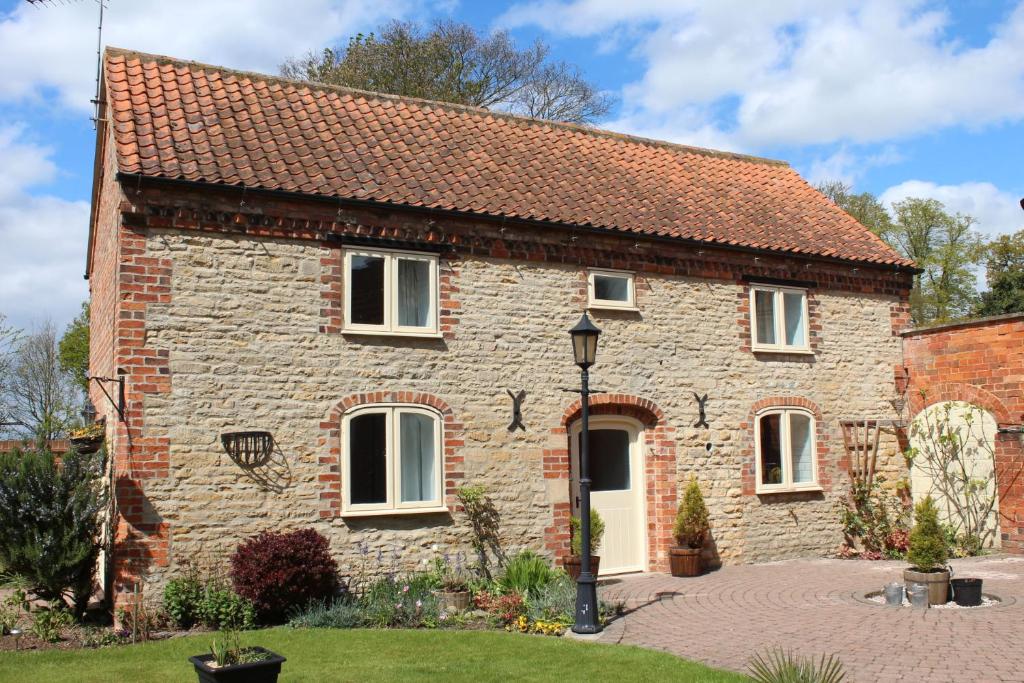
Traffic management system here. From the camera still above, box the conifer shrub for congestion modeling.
[673,477,710,549]
[907,496,948,571]
[0,447,106,616]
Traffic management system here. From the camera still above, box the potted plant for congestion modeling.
[563,509,604,580]
[189,629,286,683]
[69,422,105,454]
[435,561,472,613]
[903,496,950,606]
[670,477,709,577]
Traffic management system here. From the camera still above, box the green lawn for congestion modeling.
[0,628,747,682]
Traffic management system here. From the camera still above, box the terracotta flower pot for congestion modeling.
[904,567,950,606]
[562,555,600,580]
[669,547,702,577]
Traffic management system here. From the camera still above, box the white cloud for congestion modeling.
[0,0,432,112]
[880,180,1024,238]
[500,0,1024,149]
[0,126,89,330]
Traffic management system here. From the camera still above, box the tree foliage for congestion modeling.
[976,229,1024,316]
[58,303,90,397]
[816,180,893,237]
[817,181,986,325]
[0,313,19,430]
[281,20,613,125]
[0,446,107,616]
[3,321,79,441]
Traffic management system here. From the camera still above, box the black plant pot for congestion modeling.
[950,578,983,607]
[189,647,286,683]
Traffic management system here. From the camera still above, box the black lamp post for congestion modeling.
[568,312,602,634]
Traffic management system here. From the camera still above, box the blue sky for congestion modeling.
[1,0,1022,330]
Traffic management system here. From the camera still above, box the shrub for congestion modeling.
[359,573,439,628]
[0,447,107,616]
[526,572,575,623]
[569,509,605,556]
[748,648,846,683]
[497,550,554,598]
[198,582,255,630]
[474,590,526,626]
[163,564,204,628]
[288,598,365,629]
[29,607,74,643]
[673,477,710,548]
[837,477,908,556]
[455,484,504,579]
[907,496,948,571]
[230,528,340,624]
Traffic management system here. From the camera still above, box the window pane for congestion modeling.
[790,413,813,483]
[398,259,431,327]
[399,412,436,503]
[349,413,387,504]
[589,429,630,491]
[754,290,776,345]
[759,413,784,485]
[594,275,629,302]
[783,292,806,347]
[350,255,385,325]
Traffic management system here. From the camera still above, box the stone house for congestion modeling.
[87,48,918,607]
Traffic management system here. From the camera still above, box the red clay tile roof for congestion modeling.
[103,48,912,268]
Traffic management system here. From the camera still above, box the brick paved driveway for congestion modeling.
[597,555,1024,682]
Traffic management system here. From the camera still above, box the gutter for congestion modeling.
[110,172,923,277]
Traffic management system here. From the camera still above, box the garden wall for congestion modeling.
[901,313,1024,552]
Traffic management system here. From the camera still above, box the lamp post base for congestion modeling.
[572,571,602,634]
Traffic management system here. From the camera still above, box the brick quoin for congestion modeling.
[553,394,676,572]
[319,392,464,519]
[902,314,1024,553]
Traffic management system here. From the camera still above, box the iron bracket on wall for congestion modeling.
[693,392,710,428]
[89,371,125,422]
[506,389,527,432]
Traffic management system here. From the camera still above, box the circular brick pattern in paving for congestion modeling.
[597,556,1024,683]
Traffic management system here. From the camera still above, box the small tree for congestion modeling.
[673,478,709,549]
[58,303,90,397]
[906,397,1010,553]
[907,496,948,571]
[0,446,107,616]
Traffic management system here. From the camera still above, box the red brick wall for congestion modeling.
[902,313,1024,551]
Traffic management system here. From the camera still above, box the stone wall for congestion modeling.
[86,173,916,606]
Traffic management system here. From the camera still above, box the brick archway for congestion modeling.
[908,382,1013,426]
[545,394,676,572]
[318,391,463,518]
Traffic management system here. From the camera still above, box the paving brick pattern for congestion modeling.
[597,556,1024,682]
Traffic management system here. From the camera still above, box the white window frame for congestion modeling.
[587,268,637,310]
[749,285,810,353]
[341,404,445,516]
[754,407,820,494]
[343,247,440,337]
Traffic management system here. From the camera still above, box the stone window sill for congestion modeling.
[340,506,450,518]
[755,485,823,495]
[341,329,443,340]
[751,346,815,356]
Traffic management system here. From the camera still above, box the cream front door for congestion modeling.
[570,417,646,574]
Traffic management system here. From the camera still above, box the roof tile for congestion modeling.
[103,48,911,267]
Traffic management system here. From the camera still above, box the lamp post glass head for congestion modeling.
[569,313,601,368]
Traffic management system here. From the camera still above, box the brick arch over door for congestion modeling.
[318,391,464,519]
[546,394,677,572]
[742,396,834,495]
[908,382,1013,426]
